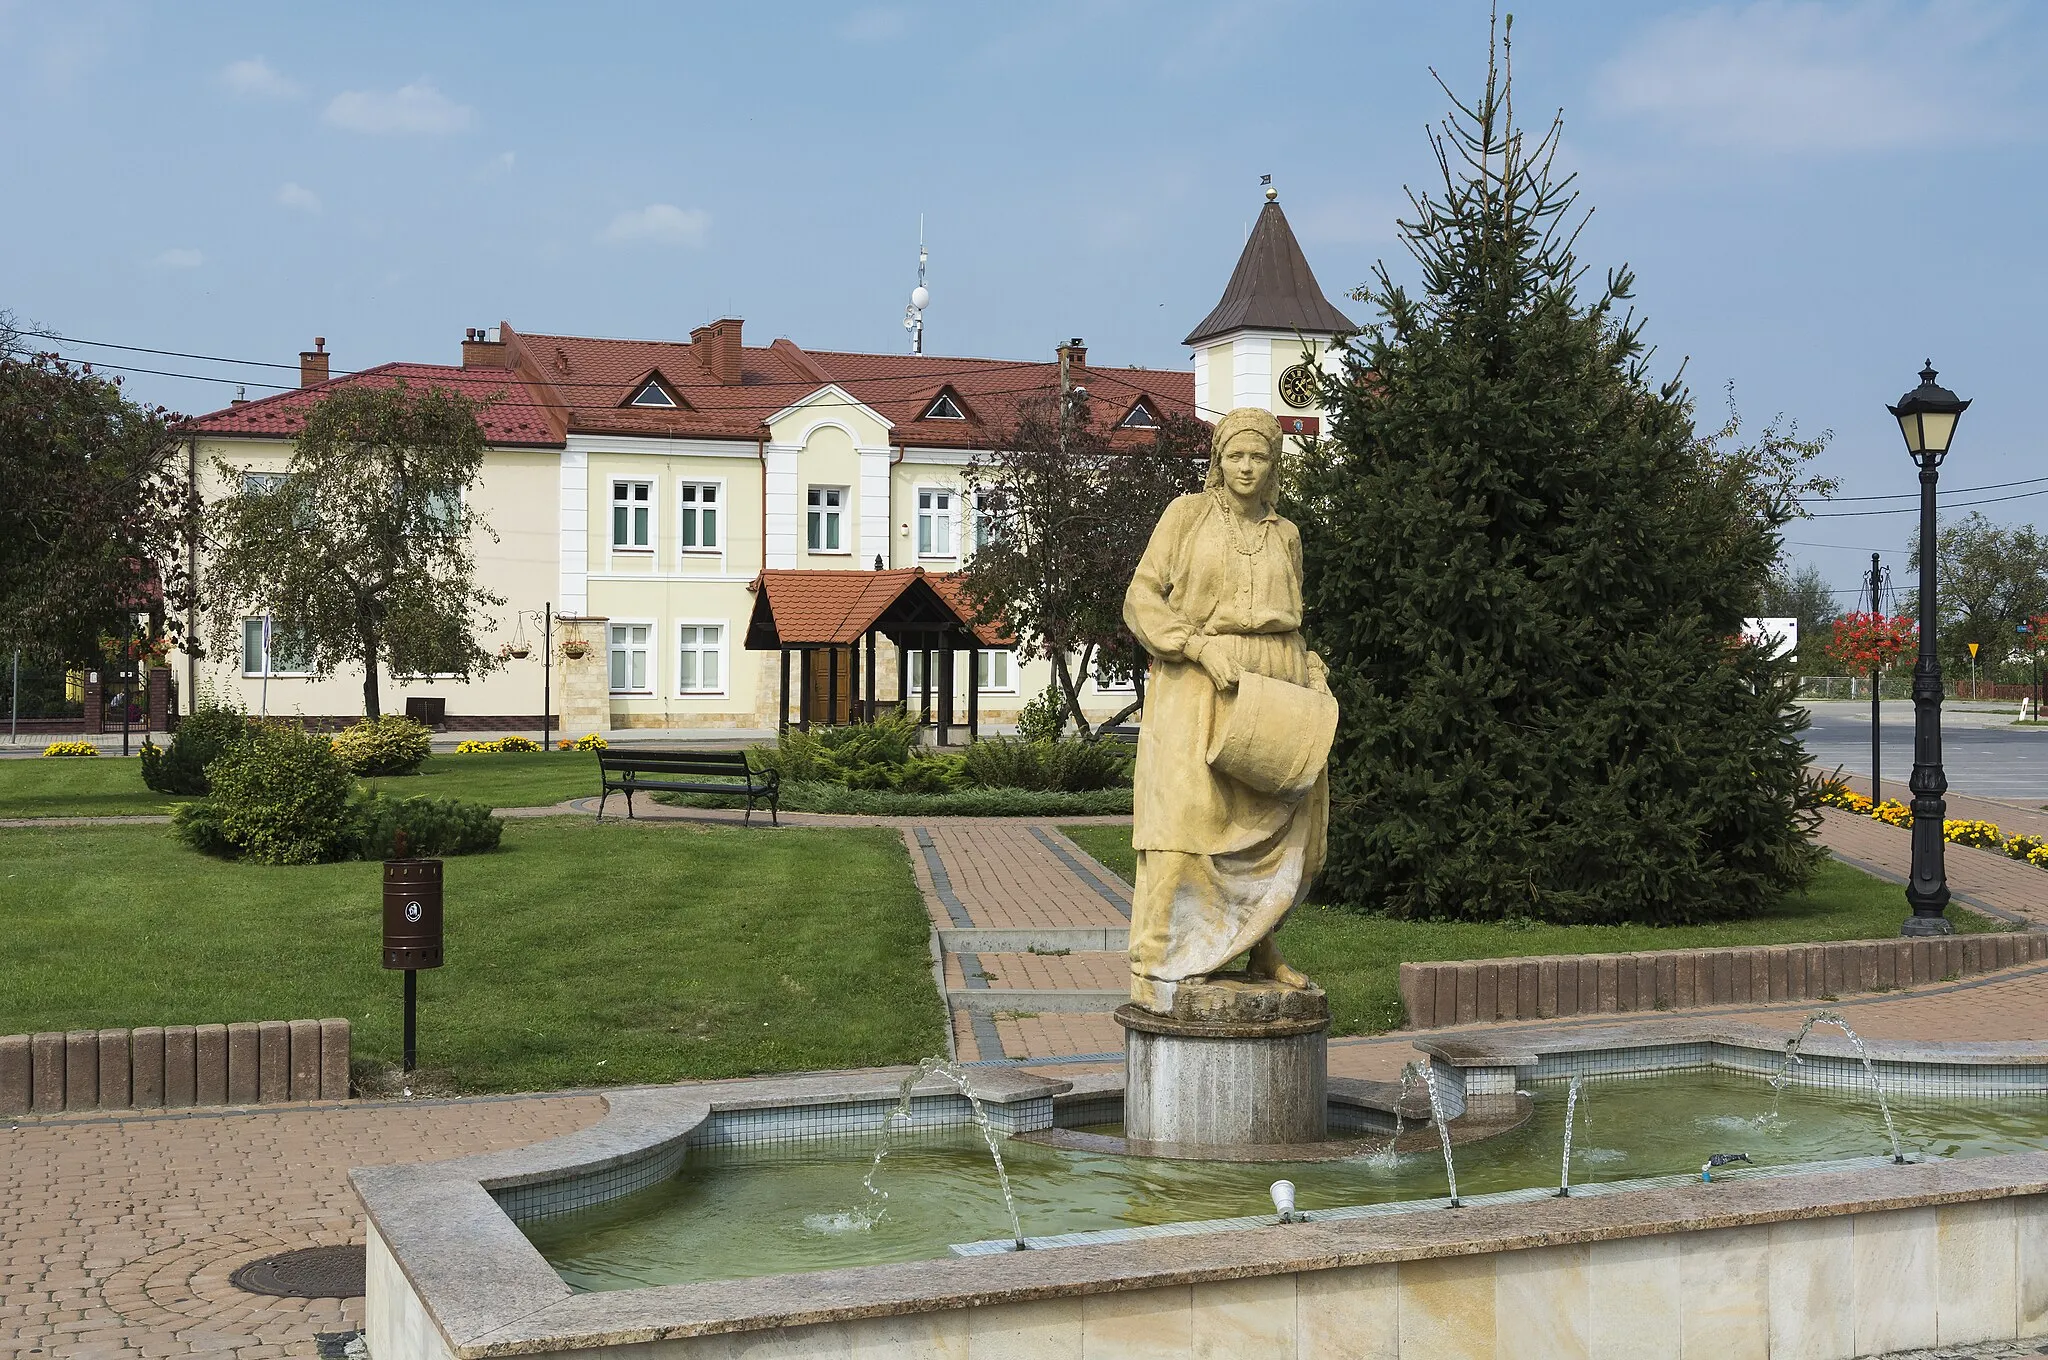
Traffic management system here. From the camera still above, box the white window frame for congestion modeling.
[1118,399,1161,430]
[1092,654,1138,694]
[607,618,656,695]
[610,478,656,554]
[916,485,957,559]
[630,378,677,408]
[677,478,725,562]
[675,619,728,696]
[240,617,312,677]
[241,470,287,496]
[806,485,848,555]
[975,649,1016,694]
[923,392,966,420]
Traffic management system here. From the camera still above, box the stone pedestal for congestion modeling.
[1118,976,1329,1149]
[556,616,610,738]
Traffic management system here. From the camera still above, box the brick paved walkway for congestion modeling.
[1,1095,602,1360]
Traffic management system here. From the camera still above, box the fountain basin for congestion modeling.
[353,1021,2048,1358]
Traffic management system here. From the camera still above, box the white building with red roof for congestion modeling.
[174,188,1349,734]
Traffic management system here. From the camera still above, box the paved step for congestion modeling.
[948,988,1128,1014]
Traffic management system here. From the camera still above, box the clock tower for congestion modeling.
[1184,184,1354,450]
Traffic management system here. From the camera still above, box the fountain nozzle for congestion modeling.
[1701,1152,1752,1183]
[1270,1180,1299,1224]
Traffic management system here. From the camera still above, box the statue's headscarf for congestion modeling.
[1205,407,1285,502]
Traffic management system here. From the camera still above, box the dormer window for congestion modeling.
[1118,399,1160,430]
[922,392,966,420]
[630,379,678,408]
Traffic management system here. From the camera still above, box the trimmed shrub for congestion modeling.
[41,741,97,757]
[663,781,1132,817]
[961,737,1131,792]
[348,791,502,858]
[203,723,356,864]
[331,715,431,776]
[141,702,250,795]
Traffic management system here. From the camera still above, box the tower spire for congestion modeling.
[1184,182,1352,347]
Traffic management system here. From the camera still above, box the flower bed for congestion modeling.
[455,736,543,754]
[1817,777,2048,868]
[40,741,97,757]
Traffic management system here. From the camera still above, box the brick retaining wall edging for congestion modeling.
[1397,934,2048,1030]
[0,1018,350,1115]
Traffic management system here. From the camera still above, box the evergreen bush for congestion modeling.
[140,697,250,795]
[330,714,432,776]
[1292,27,1821,924]
[202,723,356,864]
[961,736,1131,792]
[348,791,503,858]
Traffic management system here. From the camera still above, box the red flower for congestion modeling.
[1822,613,1916,673]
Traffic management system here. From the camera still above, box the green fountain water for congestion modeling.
[525,1070,2048,1291]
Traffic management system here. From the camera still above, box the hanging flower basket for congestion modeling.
[560,638,592,661]
[510,644,532,660]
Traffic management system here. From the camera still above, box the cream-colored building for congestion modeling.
[175,190,1351,734]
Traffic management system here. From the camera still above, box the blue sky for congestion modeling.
[4,1,2042,601]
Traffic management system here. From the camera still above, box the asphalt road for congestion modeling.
[1802,702,2048,803]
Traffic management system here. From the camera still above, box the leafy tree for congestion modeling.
[0,332,194,666]
[962,387,1206,737]
[1906,512,2048,675]
[1758,561,1839,672]
[1291,18,1824,925]
[202,379,503,718]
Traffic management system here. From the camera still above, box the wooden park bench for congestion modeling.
[594,749,780,825]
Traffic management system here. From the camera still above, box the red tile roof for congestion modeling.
[747,568,1010,648]
[182,322,1196,450]
[177,362,565,446]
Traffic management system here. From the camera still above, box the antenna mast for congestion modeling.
[903,217,929,355]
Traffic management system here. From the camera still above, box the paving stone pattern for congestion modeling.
[1,1096,601,1359]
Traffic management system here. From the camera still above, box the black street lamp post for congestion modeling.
[1889,362,1970,937]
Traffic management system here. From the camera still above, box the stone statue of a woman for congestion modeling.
[1122,407,1337,1015]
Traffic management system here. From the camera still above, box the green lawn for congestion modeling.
[0,756,174,817]
[1059,824,2007,1035]
[0,750,598,818]
[0,819,945,1092]
[360,750,600,809]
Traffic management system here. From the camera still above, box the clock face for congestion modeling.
[1278,362,1318,410]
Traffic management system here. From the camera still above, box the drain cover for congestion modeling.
[229,1245,366,1299]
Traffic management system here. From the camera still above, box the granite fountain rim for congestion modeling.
[350,1026,2048,1359]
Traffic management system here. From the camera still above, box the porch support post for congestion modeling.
[827,646,840,726]
[799,648,813,732]
[778,648,791,736]
[865,630,878,724]
[967,643,980,743]
[938,646,955,745]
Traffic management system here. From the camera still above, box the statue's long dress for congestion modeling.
[1122,490,1329,1012]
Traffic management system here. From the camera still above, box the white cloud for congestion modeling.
[276,181,322,214]
[598,204,710,248]
[153,248,203,269]
[323,81,475,136]
[1599,1,2025,154]
[221,56,300,99]
[837,7,908,42]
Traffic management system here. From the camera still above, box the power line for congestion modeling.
[1809,485,2048,518]
[1803,473,2048,503]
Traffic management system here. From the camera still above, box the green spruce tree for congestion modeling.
[1294,19,1822,923]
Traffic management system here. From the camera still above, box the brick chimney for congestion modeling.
[298,338,330,388]
[462,326,511,368]
[690,318,743,385]
[1056,337,1087,371]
